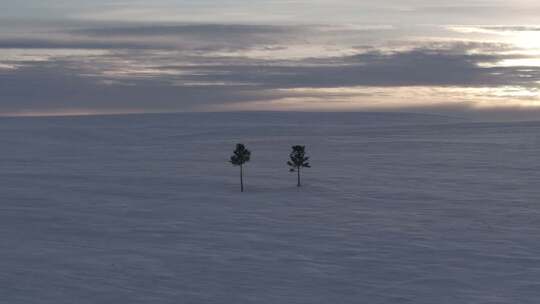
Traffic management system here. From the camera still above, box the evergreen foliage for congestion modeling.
[230,143,251,192]
[287,145,311,187]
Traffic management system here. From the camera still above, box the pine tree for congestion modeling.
[230,143,251,192]
[287,145,311,187]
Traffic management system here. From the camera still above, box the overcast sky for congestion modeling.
[2,0,540,118]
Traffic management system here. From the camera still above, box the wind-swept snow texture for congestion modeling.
[1,112,540,303]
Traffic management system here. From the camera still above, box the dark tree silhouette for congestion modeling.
[230,143,251,192]
[288,145,311,187]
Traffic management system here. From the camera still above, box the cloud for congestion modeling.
[0,59,277,115]
[2,40,540,117]
[0,38,170,50]
[480,26,540,32]
[74,24,294,37]
[449,26,540,35]
[159,46,537,89]
[0,22,308,54]
[1,21,540,118]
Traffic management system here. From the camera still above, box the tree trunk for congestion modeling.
[297,167,301,187]
[240,165,244,192]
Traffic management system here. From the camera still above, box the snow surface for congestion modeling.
[1,112,540,303]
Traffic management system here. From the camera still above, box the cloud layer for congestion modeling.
[2,2,540,119]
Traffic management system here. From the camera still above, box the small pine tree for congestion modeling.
[230,143,251,192]
[287,145,311,187]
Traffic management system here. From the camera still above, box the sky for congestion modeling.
[2,1,540,119]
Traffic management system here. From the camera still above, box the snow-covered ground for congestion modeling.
[1,112,540,303]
